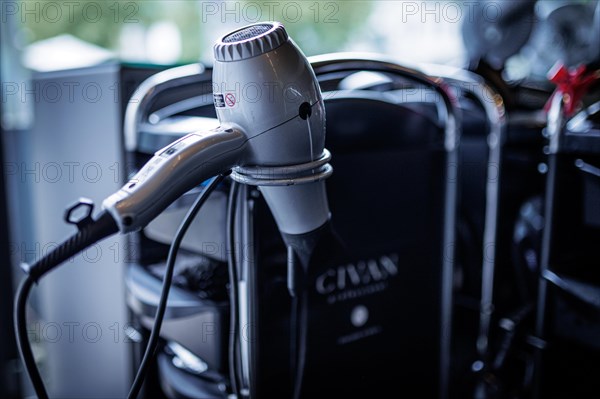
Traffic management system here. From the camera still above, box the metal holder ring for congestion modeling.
[231,149,333,186]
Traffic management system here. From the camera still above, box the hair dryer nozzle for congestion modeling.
[260,182,330,235]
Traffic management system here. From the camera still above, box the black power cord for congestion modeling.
[290,273,308,399]
[14,276,49,399]
[128,173,228,399]
[14,210,119,399]
[226,181,242,397]
[287,242,314,399]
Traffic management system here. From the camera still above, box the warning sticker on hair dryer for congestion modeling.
[225,93,236,107]
[213,93,236,108]
[213,93,225,108]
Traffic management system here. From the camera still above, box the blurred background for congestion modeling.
[6,0,598,99]
[17,1,463,67]
[2,1,600,399]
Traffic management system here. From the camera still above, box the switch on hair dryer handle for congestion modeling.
[102,127,246,233]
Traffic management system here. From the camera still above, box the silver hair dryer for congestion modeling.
[103,22,332,235]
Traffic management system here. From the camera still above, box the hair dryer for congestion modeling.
[15,22,332,399]
[103,21,331,236]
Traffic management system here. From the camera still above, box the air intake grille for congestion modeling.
[222,24,273,43]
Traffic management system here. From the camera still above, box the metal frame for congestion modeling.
[124,63,206,152]
[422,64,508,372]
[532,91,565,399]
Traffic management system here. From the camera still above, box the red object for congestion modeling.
[225,93,236,107]
[545,63,600,117]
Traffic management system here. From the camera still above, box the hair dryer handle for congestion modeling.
[103,127,245,233]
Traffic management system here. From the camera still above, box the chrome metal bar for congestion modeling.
[532,91,565,399]
[423,64,508,366]
[124,63,206,152]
